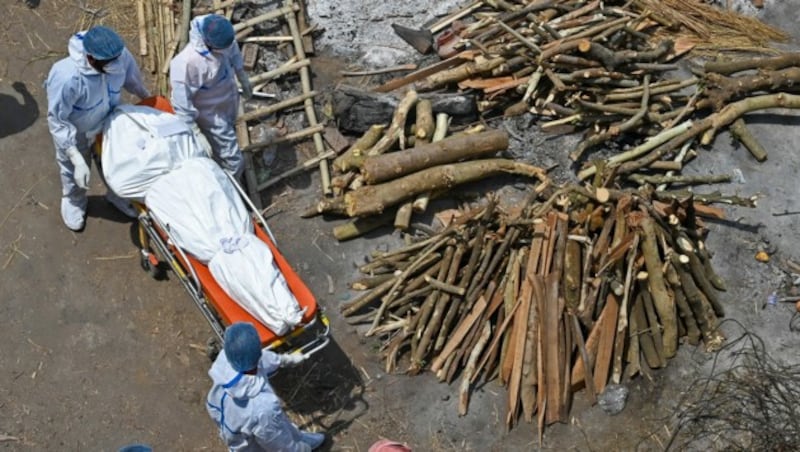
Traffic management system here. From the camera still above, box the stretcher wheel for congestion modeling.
[140,252,166,280]
[206,337,221,361]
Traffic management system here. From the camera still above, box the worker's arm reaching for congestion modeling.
[121,48,151,100]
[228,41,252,101]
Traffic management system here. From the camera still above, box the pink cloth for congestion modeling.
[368,439,412,452]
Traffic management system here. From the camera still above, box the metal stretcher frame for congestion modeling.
[104,96,331,357]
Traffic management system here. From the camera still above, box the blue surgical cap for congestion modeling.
[202,14,235,49]
[83,26,124,60]
[224,322,261,372]
[118,444,152,452]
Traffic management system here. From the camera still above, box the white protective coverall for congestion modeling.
[207,349,313,452]
[45,32,150,229]
[169,15,245,177]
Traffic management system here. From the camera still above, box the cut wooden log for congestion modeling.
[459,321,491,416]
[412,112,449,213]
[416,56,506,91]
[639,217,677,358]
[500,251,522,385]
[333,209,395,241]
[592,293,619,394]
[631,291,661,369]
[431,295,489,373]
[333,84,478,133]
[351,274,394,291]
[639,281,667,368]
[333,125,386,173]
[361,129,510,184]
[301,196,347,218]
[520,247,543,421]
[394,202,413,230]
[665,263,702,345]
[415,99,435,141]
[367,90,418,156]
[344,159,548,217]
[410,245,455,368]
[374,51,475,93]
[543,269,566,425]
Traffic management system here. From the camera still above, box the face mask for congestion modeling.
[102,58,125,75]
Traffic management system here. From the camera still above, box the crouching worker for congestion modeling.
[45,26,150,231]
[207,322,326,451]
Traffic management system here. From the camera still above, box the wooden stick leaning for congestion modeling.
[284,0,331,194]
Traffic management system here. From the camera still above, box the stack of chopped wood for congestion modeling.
[305,89,550,240]
[373,0,799,175]
[342,184,735,433]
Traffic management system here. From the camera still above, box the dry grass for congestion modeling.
[73,0,139,48]
[633,0,789,53]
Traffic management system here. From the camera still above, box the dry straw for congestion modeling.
[633,0,788,53]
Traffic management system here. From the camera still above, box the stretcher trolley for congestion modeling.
[98,97,330,356]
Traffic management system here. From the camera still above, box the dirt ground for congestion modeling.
[2,0,800,451]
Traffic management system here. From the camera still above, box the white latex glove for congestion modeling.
[65,146,90,190]
[279,352,307,368]
[190,123,213,157]
[237,70,253,101]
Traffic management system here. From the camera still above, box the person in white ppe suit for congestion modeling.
[170,14,252,178]
[207,322,326,452]
[45,26,150,231]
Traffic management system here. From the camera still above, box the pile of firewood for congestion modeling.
[342,184,735,433]
[314,0,799,243]
[372,0,798,176]
[305,89,550,239]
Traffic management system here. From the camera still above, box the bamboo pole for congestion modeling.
[248,59,311,85]
[237,91,317,123]
[144,0,156,74]
[236,102,261,209]
[136,0,148,57]
[257,150,336,192]
[179,0,192,50]
[284,0,331,195]
[242,125,325,153]
[233,5,297,32]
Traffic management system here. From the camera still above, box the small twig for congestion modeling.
[424,274,467,296]
[570,74,650,161]
[93,254,136,261]
[1,176,47,232]
[340,64,418,77]
[730,118,768,162]
[75,0,108,19]
[629,173,732,187]
[772,210,800,217]
[492,17,541,54]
